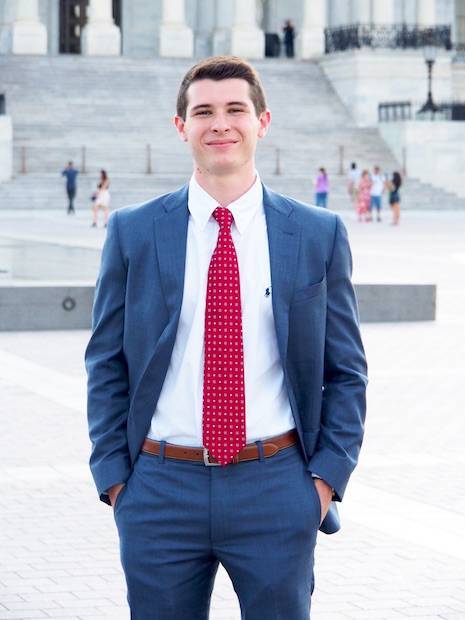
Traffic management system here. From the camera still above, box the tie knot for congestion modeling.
[213,207,233,231]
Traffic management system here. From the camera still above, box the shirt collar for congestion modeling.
[188,172,263,235]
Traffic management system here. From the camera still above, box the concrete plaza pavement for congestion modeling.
[1,205,465,619]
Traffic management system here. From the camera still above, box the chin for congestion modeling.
[205,160,240,176]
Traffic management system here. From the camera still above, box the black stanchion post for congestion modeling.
[146,144,152,174]
[21,146,27,174]
[274,147,281,176]
[81,146,86,174]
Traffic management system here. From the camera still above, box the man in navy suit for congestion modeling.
[86,56,367,619]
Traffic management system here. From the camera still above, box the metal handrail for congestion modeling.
[325,24,452,53]
[378,100,465,122]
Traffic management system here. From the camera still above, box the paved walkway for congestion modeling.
[1,207,465,619]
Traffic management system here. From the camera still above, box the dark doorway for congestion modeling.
[113,0,122,32]
[60,0,122,54]
[60,0,87,54]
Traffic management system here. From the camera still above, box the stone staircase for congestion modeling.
[1,55,464,210]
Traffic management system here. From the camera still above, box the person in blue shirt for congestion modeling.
[61,161,79,214]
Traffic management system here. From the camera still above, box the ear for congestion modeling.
[174,115,188,142]
[257,109,271,139]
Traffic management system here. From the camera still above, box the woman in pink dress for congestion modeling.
[356,170,372,222]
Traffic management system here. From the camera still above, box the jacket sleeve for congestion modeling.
[85,211,132,504]
[308,215,368,500]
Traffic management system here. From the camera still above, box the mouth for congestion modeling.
[205,140,238,148]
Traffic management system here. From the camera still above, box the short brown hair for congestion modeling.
[176,56,267,120]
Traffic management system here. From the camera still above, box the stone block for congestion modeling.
[0,285,94,331]
[230,28,265,59]
[11,19,47,55]
[81,23,121,56]
[355,284,436,322]
[0,283,435,331]
[159,25,193,58]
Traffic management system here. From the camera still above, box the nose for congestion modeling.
[211,112,230,133]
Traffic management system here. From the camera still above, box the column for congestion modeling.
[212,0,233,56]
[194,0,215,57]
[351,0,371,24]
[11,0,47,55]
[298,0,326,59]
[456,0,465,48]
[417,0,436,27]
[330,0,351,27]
[159,0,194,58]
[230,0,264,59]
[81,0,121,56]
[372,0,395,24]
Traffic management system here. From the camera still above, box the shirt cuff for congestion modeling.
[310,473,336,498]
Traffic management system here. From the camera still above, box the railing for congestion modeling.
[379,100,465,122]
[13,144,184,176]
[325,24,452,53]
[435,102,465,120]
[379,101,412,122]
[13,143,382,178]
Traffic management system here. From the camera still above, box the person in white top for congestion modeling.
[91,169,111,228]
[347,161,361,213]
[369,165,385,222]
[86,56,367,619]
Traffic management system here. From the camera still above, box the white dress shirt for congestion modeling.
[148,173,295,446]
[370,173,385,197]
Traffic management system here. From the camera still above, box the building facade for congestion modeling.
[0,0,464,59]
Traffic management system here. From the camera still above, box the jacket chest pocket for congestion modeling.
[292,275,326,304]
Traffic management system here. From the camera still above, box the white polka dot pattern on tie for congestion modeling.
[203,207,246,465]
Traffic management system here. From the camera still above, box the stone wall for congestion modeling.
[379,120,465,198]
[0,115,13,183]
[320,49,453,127]
[452,61,465,98]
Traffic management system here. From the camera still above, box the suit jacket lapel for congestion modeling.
[263,185,300,365]
[154,185,189,320]
[153,183,300,364]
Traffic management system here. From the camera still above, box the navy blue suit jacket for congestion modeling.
[85,184,367,533]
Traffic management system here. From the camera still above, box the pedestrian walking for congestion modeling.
[369,165,385,222]
[61,161,79,214]
[388,171,402,225]
[86,55,367,619]
[357,169,372,222]
[347,161,360,214]
[282,20,296,58]
[91,169,110,228]
[314,167,329,208]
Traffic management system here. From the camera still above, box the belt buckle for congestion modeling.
[203,448,221,466]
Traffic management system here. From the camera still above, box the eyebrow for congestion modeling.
[190,101,249,112]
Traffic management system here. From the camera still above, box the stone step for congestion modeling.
[1,55,464,210]
[2,174,465,211]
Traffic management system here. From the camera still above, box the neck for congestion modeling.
[194,165,257,207]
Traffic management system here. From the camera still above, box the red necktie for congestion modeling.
[203,207,246,465]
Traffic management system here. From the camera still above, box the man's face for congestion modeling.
[174,78,270,177]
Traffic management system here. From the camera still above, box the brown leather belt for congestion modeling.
[142,429,298,466]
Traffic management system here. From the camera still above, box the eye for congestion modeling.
[195,110,211,116]
[229,108,245,114]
